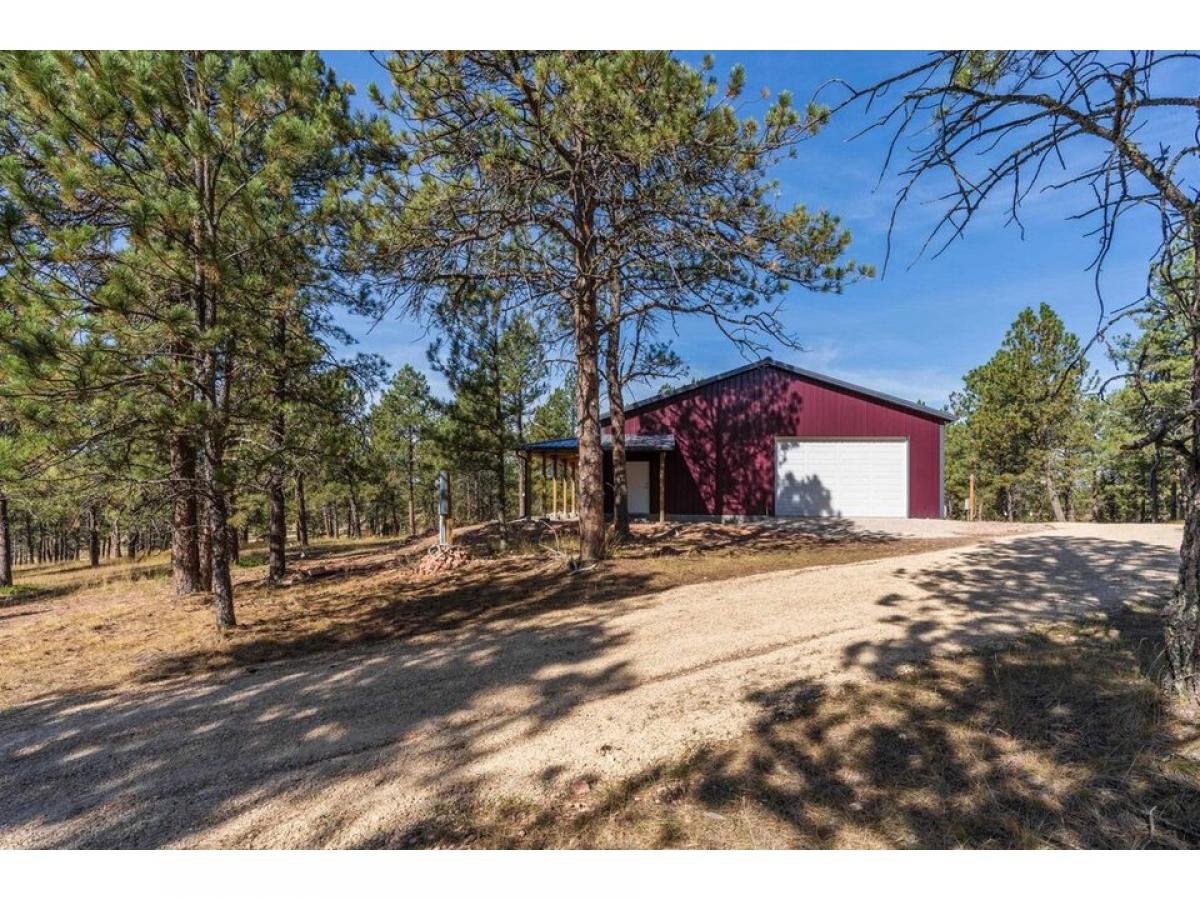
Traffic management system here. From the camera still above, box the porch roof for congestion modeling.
[521,433,676,454]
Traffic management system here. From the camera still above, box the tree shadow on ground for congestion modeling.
[685,610,1200,849]
[135,557,667,683]
[1,516,955,713]
[132,518,913,684]
[384,608,1200,849]
[843,534,1179,678]
[0,593,642,848]
[454,516,901,560]
[370,530,1197,849]
[282,535,423,563]
[3,527,1190,848]
[0,583,76,611]
[614,517,897,557]
[29,560,175,589]
[724,617,1200,849]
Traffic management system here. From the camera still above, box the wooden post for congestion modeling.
[568,461,576,517]
[517,452,525,519]
[540,454,548,517]
[552,456,559,518]
[968,473,976,521]
[658,451,667,523]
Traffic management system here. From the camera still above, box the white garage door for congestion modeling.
[775,439,908,517]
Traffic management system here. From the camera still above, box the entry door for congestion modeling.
[775,439,908,517]
[627,460,651,515]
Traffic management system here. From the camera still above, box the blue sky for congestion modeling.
[322,51,1167,410]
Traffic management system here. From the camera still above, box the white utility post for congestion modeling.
[436,470,453,546]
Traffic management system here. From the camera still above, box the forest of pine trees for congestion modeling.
[0,51,1191,642]
[945,290,1190,525]
[0,50,872,625]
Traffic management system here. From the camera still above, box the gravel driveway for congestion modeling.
[0,523,1180,848]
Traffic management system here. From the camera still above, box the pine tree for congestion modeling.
[373,365,436,536]
[1104,263,1192,522]
[528,381,576,443]
[428,291,549,523]
[831,50,1200,698]
[0,51,365,626]
[366,51,865,561]
[953,305,1093,521]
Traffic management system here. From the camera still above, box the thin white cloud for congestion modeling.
[792,341,959,407]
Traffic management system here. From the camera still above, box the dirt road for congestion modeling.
[0,523,1180,847]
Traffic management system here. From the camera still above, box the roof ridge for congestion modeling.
[603,357,954,423]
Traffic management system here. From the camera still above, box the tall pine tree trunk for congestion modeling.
[1044,466,1066,522]
[267,436,287,582]
[201,355,235,626]
[349,489,361,538]
[198,500,213,592]
[574,275,605,561]
[187,53,234,629]
[605,271,629,539]
[23,512,33,571]
[495,449,507,524]
[407,443,417,536]
[491,306,509,534]
[200,346,235,627]
[1171,467,1180,521]
[295,471,309,552]
[170,433,203,594]
[0,492,12,587]
[1150,445,1161,523]
[268,311,287,582]
[1165,242,1200,700]
[206,471,235,628]
[87,504,100,567]
[1171,461,1200,700]
[567,174,605,560]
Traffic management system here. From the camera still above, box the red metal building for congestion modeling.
[523,359,954,520]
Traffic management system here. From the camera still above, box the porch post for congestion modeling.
[517,452,525,519]
[540,453,548,517]
[570,461,577,517]
[552,456,559,518]
[658,451,666,523]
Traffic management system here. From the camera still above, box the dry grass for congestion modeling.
[0,521,967,707]
[5,521,1196,849]
[377,608,1200,849]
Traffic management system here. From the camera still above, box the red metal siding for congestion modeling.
[623,365,944,518]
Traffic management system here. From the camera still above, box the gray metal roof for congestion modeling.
[521,434,676,453]
[607,358,955,423]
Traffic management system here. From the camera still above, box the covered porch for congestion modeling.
[517,434,676,522]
